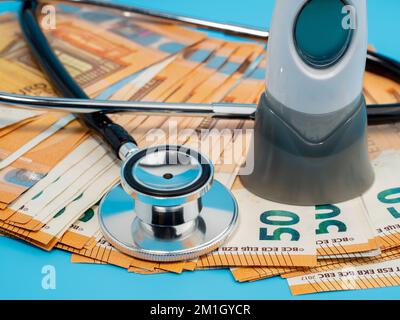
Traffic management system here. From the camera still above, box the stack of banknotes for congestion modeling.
[0,5,400,295]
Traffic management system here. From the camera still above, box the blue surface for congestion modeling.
[0,0,399,300]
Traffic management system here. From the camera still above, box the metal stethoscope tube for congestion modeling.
[0,91,257,119]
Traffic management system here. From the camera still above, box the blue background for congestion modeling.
[0,0,399,300]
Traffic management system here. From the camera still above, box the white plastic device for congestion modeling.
[241,0,374,205]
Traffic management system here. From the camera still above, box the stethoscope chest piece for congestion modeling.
[99,145,238,262]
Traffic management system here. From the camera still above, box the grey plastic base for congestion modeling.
[240,93,374,205]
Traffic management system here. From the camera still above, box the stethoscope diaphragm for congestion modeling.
[98,145,238,262]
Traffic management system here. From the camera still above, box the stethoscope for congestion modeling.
[1,0,399,261]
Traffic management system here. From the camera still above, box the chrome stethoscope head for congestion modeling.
[99,143,238,262]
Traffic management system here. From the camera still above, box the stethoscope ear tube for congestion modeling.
[20,0,137,157]
[367,103,400,124]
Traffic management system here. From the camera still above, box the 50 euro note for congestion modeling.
[48,13,204,96]
[0,115,43,141]
[155,47,266,190]
[196,179,317,268]
[3,138,105,227]
[64,230,195,274]
[363,69,400,106]
[221,69,400,281]
[109,39,223,101]
[185,43,265,104]
[230,200,380,282]
[0,55,87,208]
[205,49,265,104]
[281,247,400,280]
[202,56,266,191]
[362,150,400,249]
[195,54,267,188]
[159,41,240,103]
[287,254,400,295]
[32,161,119,248]
[0,12,204,99]
[192,58,316,268]
[0,114,87,209]
[0,114,77,172]
[71,253,177,275]
[217,55,266,105]
[0,106,43,130]
[199,139,380,270]
[58,205,101,250]
[70,253,167,276]
[0,112,67,163]
[229,154,388,282]
[0,146,120,249]
[114,41,254,178]
[230,148,400,282]
[0,18,58,97]
[314,199,380,258]
[5,108,145,231]
[61,113,250,273]
[9,149,114,232]
[0,114,150,248]
[115,40,260,105]
[230,266,298,283]
[201,136,381,272]
[213,120,254,189]
[70,253,166,275]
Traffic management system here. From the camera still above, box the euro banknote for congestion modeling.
[0,113,87,207]
[54,111,254,272]
[287,254,400,295]
[162,42,239,103]
[186,43,265,103]
[0,143,120,250]
[230,149,400,282]
[0,12,205,98]
[0,106,43,130]
[196,179,318,268]
[57,6,206,58]
[110,39,223,101]
[59,205,101,250]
